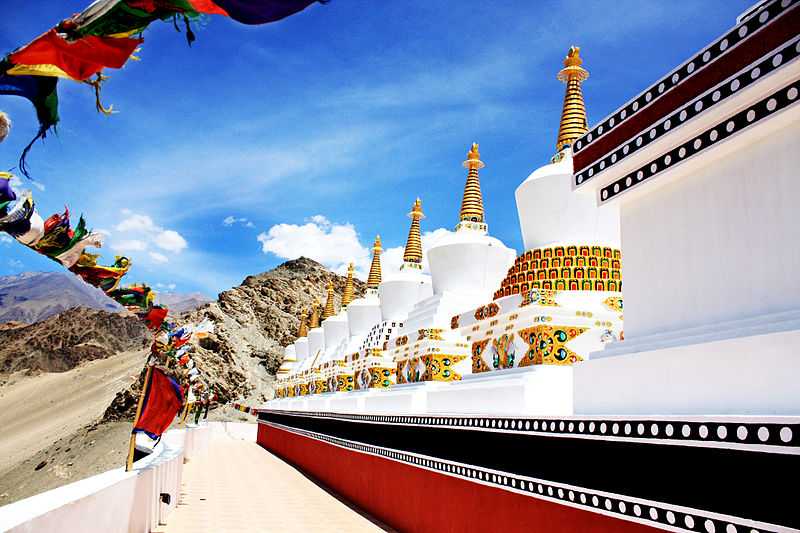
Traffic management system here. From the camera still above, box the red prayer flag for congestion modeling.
[133,368,183,440]
[144,306,168,331]
[126,0,228,15]
[10,30,142,81]
[188,0,229,15]
[172,336,190,349]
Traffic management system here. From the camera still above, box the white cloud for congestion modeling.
[108,210,188,263]
[223,215,255,229]
[156,282,177,290]
[112,239,148,253]
[257,215,371,275]
[308,215,331,228]
[154,230,187,252]
[115,213,158,233]
[257,215,455,281]
[149,251,169,264]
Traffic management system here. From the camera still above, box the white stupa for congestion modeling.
[516,48,619,250]
[345,236,383,347]
[293,309,310,363]
[306,298,325,365]
[402,143,515,332]
[317,264,355,364]
[276,344,297,378]
[378,198,433,322]
[320,281,348,353]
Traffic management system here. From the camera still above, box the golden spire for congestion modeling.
[322,281,336,320]
[366,235,383,289]
[403,198,425,264]
[297,309,308,338]
[342,263,355,306]
[459,143,485,224]
[309,298,321,329]
[556,46,590,153]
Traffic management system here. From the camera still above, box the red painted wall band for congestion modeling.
[258,423,661,533]
[573,6,800,176]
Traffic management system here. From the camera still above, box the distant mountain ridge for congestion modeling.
[0,307,149,375]
[0,272,122,324]
[155,292,212,314]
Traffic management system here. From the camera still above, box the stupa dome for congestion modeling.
[516,150,620,250]
[347,236,383,337]
[379,198,433,321]
[427,143,514,302]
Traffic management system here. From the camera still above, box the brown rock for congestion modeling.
[181,257,365,404]
[0,308,149,375]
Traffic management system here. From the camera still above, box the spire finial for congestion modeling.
[367,235,382,289]
[556,46,589,153]
[403,198,425,265]
[458,142,486,228]
[297,309,309,338]
[309,298,321,328]
[342,263,355,306]
[322,280,336,319]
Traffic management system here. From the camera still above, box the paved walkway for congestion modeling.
[154,424,385,533]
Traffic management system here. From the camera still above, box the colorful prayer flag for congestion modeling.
[8,30,142,81]
[69,254,131,292]
[133,367,184,440]
[109,285,156,313]
[210,0,322,24]
[0,195,37,238]
[144,305,169,331]
[0,72,59,130]
[0,172,15,204]
[193,318,214,339]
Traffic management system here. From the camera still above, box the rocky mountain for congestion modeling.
[154,292,212,314]
[105,257,363,420]
[183,257,365,403]
[0,272,122,324]
[0,307,149,375]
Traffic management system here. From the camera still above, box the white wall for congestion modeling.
[0,425,209,533]
[620,119,800,339]
[575,328,800,415]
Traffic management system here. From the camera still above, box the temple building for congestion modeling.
[266,6,800,530]
[276,46,623,402]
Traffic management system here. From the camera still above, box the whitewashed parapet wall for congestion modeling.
[0,425,209,533]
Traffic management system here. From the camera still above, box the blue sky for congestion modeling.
[0,0,753,296]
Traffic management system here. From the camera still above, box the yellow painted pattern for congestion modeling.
[517,325,586,367]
